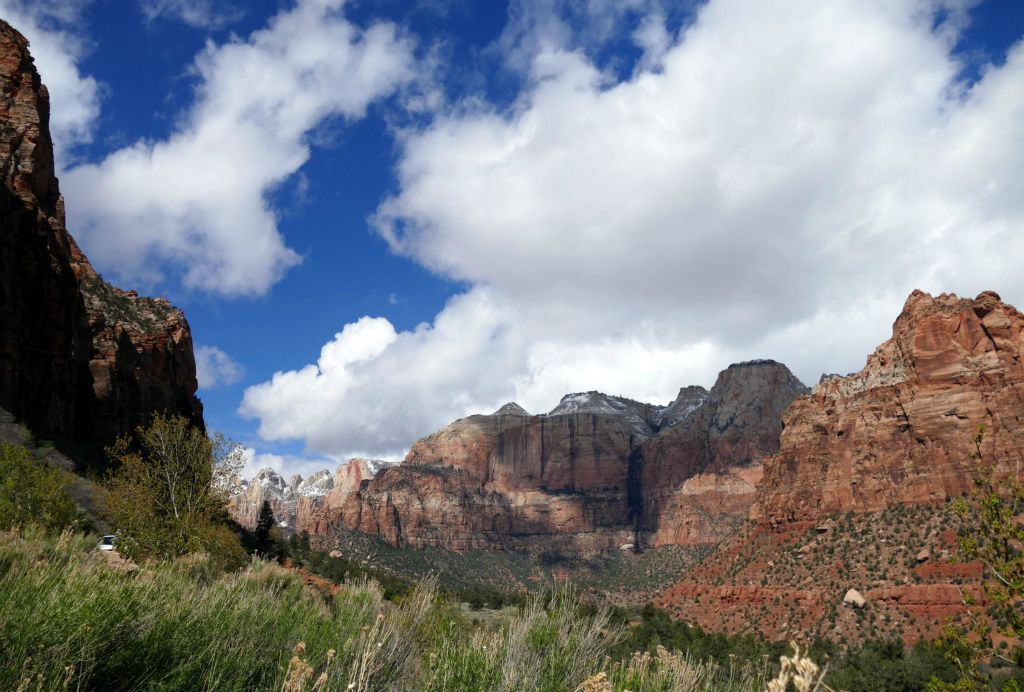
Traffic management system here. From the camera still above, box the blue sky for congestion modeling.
[3,0,1023,477]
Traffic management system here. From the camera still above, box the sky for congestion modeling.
[3,0,1023,478]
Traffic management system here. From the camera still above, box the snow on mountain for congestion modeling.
[360,458,399,475]
[493,402,530,416]
[654,386,709,428]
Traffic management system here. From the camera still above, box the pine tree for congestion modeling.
[254,499,276,553]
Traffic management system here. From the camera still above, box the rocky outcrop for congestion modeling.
[0,21,202,460]
[638,361,808,546]
[309,397,648,551]
[0,20,89,440]
[71,252,203,447]
[404,392,651,491]
[304,362,806,552]
[230,458,397,530]
[755,290,1024,524]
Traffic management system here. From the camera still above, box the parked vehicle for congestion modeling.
[98,535,116,551]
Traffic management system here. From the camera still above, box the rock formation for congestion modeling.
[754,290,1024,524]
[638,361,809,546]
[0,20,89,440]
[293,361,806,552]
[651,291,1024,643]
[71,250,203,447]
[229,458,397,530]
[0,20,202,461]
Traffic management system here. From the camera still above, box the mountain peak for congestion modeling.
[493,402,529,416]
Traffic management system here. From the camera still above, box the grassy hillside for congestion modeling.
[0,528,772,691]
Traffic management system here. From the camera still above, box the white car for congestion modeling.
[98,535,116,551]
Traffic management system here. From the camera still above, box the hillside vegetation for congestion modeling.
[0,410,1017,690]
[0,528,776,691]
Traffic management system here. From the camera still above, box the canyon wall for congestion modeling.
[284,361,806,552]
[637,361,809,546]
[754,290,1024,524]
[0,21,202,460]
[0,21,89,440]
[646,290,1024,643]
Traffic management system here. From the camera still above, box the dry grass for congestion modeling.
[0,527,785,691]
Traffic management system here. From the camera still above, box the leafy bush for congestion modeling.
[104,414,246,567]
[0,442,80,531]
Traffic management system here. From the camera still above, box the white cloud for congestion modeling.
[493,0,663,74]
[140,0,245,29]
[244,0,1024,462]
[195,345,245,389]
[60,0,417,296]
[239,447,336,482]
[0,0,100,165]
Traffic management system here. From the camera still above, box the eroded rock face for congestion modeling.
[755,290,1024,524]
[71,249,203,447]
[0,21,202,458]
[638,361,808,546]
[0,21,88,439]
[307,362,806,552]
[230,459,397,531]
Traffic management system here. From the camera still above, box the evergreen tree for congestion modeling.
[254,499,275,553]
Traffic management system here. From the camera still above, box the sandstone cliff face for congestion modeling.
[0,21,202,459]
[306,362,806,552]
[639,361,808,546]
[755,290,1024,524]
[71,251,203,446]
[307,400,646,551]
[0,21,89,440]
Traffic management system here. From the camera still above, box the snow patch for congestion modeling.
[363,459,399,475]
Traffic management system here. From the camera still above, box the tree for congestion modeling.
[105,413,245,565]
[254,499,277,554]
[933,425,1024,690]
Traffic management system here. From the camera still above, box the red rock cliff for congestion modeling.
[0,21,202,458]
[0,20,89,439]
[755,290,1024,524]
[308,362,806,552]
[322,400,648,551]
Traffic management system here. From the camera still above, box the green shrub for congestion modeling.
[0,442,80,531]
[0,529,431,690]
[104,414,246,567]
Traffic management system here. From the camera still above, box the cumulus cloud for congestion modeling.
[61,0,417,296]
[240,299,523,458]
[0,0,100,165]
[140,0,245,29]
[195,345,245,389]
[243,0,1024,462]
[494,0,666,74]
[239,447,337,482]
[243,288,757,459]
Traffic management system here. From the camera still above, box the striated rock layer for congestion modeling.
[0,21,202,460]
[754,290,1024,524]
[300,362,807,552]
[70,248,203,447]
